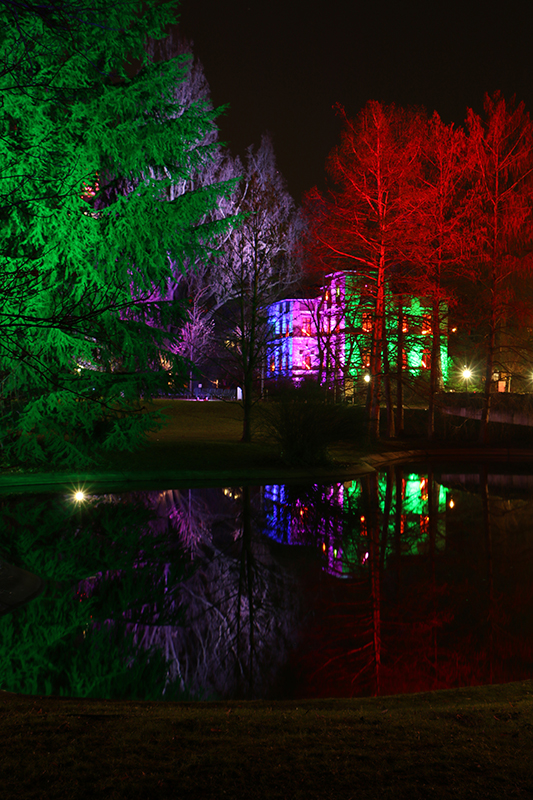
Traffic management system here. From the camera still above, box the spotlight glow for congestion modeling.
[73,490,86,502]
[462,369,472,380]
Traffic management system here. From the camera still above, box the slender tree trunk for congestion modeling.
[479,309,496,444]
[369,262,386,439]
[383,333,395,437]
[428,298,443,440]
[396,297,404,436]
[241,372,254,442]
[241,262,259,443]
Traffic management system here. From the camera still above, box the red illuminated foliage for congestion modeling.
[303,92,533,443]
[413,113,470,438]
[302,101,427,437]
[464,92,533,441]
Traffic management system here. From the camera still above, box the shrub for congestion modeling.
[259,379,364,467]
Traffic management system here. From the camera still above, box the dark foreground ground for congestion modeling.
[2,680,533,799]
[2,400,533,798]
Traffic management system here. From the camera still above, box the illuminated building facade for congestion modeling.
[267,271,449,396]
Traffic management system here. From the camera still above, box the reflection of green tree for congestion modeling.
[342,472,447,573]
[0,494,190,699]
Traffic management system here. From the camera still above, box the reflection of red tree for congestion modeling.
[286,471,533,699]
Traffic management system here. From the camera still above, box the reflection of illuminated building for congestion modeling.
[263,472,447,578]
[263,484,346,575]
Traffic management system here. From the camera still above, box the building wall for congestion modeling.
[267,271,449,393]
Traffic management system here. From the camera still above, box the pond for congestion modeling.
[1,463,533,701]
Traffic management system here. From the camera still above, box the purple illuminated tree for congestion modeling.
[202,134,298,442]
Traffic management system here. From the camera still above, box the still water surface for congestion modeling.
[2,464,533,700]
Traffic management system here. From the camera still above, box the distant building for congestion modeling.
[267,271,449,398]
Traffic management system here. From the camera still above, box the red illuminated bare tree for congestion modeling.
[465,92,533,442]
[303,101,426,438]
[413,113,470,438]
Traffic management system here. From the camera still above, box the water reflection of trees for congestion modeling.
[131,486,300,699]
[0,492,186,699]
[3,471,533,701]
[274,468,533,698]
[0,487,301,700]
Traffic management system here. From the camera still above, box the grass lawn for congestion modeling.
[105,399,375,477]
[1,680,533,799]
[1,399,381,489]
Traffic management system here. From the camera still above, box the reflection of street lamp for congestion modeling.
[71,488,88,530]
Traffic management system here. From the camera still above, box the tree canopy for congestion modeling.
[0,0,237,468]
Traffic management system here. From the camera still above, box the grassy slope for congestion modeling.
[105,399,372,475]
[1,681,533,799]
[1,400,380,488]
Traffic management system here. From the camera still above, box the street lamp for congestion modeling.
[462,367,472,391]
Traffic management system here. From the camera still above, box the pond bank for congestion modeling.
[2,445,533,493]
[3,399,533,492]
[1,679,533,799]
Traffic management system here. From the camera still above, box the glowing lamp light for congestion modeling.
[364,374,371,383]
[73,491,86,503]
[449,498,455,509]
[462,368,472,380]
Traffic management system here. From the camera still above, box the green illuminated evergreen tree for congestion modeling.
[0,0,235,468]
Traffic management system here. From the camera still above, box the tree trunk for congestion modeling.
[382,334,395,437]
[241,371,254,442]
[479,313,495,444]
[395,297,404,436]
[427,298,443,440]
[369,266,386,439]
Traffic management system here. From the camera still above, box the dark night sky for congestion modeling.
[175,0,533,203]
